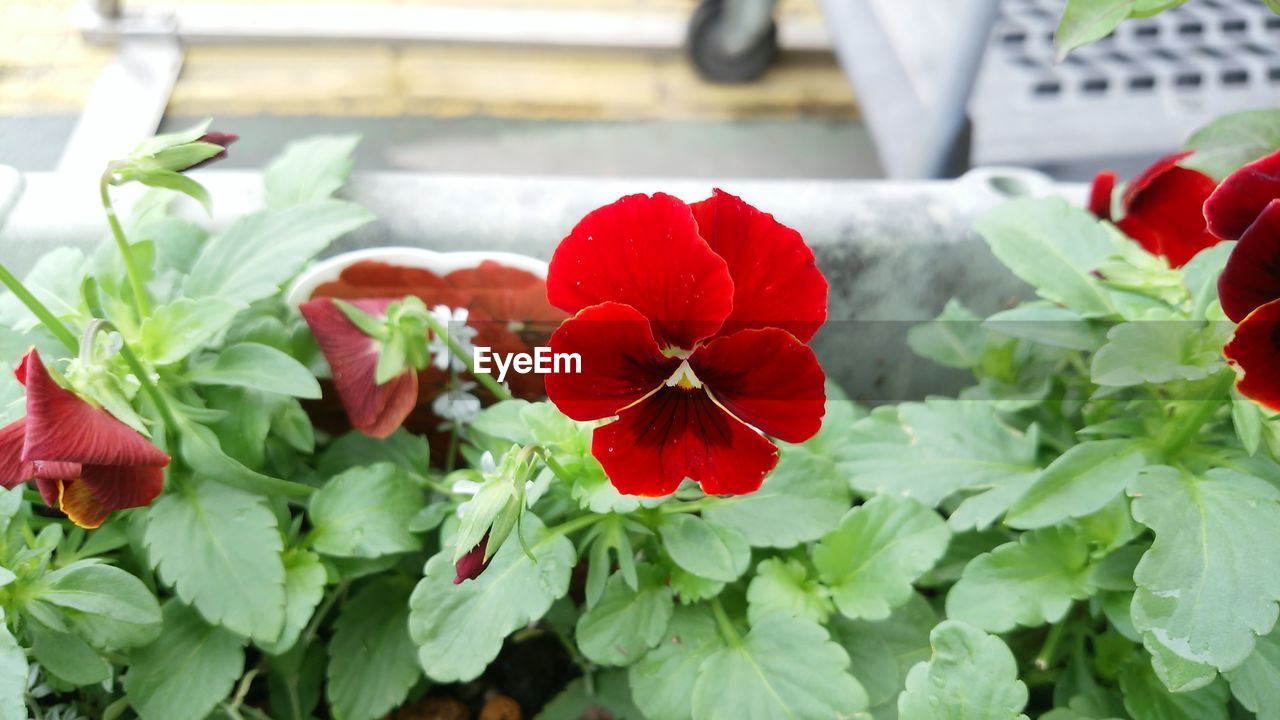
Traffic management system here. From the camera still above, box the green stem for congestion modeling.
[114,333,178,432]
[0,263,77,353]
[710,597,743,647]
[532,447,575,485]
[546,512,608,539]
[100,173,151,317]
[1034,617,1069,671]
[659,496,728,514]
[1159,371,1234,459]
[419,310,513,401]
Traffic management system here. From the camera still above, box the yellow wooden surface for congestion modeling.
[0,0,857,119]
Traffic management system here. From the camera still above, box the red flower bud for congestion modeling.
[453,533,491,584]
[186,131,238,171]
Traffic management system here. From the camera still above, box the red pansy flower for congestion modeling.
[1207,150,1280,409]
[1089,152,1221,268]
[299,297,419,438]
[0,349,168,528]
[543,190,828,496]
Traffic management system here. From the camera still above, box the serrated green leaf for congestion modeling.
[746,558,832,625]
[309,463,424,558]
[1129,467,1280,673]
[576,568,673,667]
[691,613,868,720]
[261,550,326,656]
[408,513,574,682]
[1118,660,1228,720]
[1006,440,1145,528]
[946,526,1094,633]
[189,342,321,399]
[814,496,949,621]
[1091,321,1220,387]
[137,297,242,365]
[831,593,936,712]
[1184,109,1280,180]
[265,134,361,208]
[985,303,1103,351]
[659,514,750,583]
[703,452,851,548]
[183,200,373,304]
[145,481,287,643]
[327,578,421,720]
[1226,627,1280,720]
[907,299,986,369]
[898,621,1029,720]
[125,602,245,720]
[628,607,724,720]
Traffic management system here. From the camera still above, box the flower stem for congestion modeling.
[0,263,77,353]
[1158,371,1234,459]
[114,334,179,432]
[659,496,728,514]
[710,597,743,648]
[546,512,607,539]
[1034,615,1069,671]
[99,172,151,318]
[419,310,513,401]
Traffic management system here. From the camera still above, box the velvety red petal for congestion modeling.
[1121,152,1192,207]
[454,532,491,584]
[592,386,779,496]
[1117,161,1220,268]
[61,464,166,528]
[547,193,734,350]
[1089,171,1116,220]
[1225,298,1280,412]
[35,478,58,508]
[1217,199,1280,323]
[19,350,170,467]
[1205,149,1280,241]
[0,419,32,489]
[544,302,679,422]
[689,328,826,443]
[299,298,419,438]
[689,189,828,342]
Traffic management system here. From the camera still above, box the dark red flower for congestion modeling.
[0,349,168,528]
[1088,152,1221,268]
[186,131,238,171]
[299,297,419,438]
[544,190,827,496]
[454,533,490,584]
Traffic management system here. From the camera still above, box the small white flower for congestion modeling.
[432,381,481,424]
[479,450,498,476]
[429,305,479,373]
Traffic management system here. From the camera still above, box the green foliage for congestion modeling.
[898,621,1029,720]
[1056,0,1186,60]
[326,578,421,720]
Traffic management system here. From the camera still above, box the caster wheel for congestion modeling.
[687,0,779,84]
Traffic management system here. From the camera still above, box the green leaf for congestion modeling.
[537,671,641,720]
[840,399,1039,507]
[691,613,867,720]
[265,134,361,208]
[33,562,162,650]
[659,514,750,583]
[576,568,673,667]
[1232,392,1264,456]
[1129,467,1280,673]
[408,513,574,682]
[128,168,211,214]
[628,607,725,720]
[145,481,287,643]
[30,623,110,686]
[832,593,936,712]
[178,417,315,498]
[1225,627,1280,720]
[1055,0,1184,59]
[0,624,25,720]
[137,298,241,365]
[703,452,851,548]
[1006,440,1146,528]
[318,428,428,477]
[985,303,1103,351]
[907,299,985,369]
[898,621,1029,720]
[1091,321,1220,386]
[183,200,374,304]
[0,247,86,333]
[260,550,326,656]
[1184,109,1280,180]
[1118,661,1228,720]
[946,526,1094,633]
[327,578,421,720]
[813,496,949,621]
[309,463,424,558]
[746,558,833,625]
[124,602,246,720]
[189,342,321,399]
[977,198,1124,317]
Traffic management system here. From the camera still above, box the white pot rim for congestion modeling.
[284,247,549,307]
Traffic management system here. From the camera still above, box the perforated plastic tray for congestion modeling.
[970,0,1280,166]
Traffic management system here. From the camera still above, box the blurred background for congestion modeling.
[1,0,1278,181]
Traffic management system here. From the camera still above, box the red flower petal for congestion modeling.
[1121,152,1193,207]
[690,328,826,443]
[1205,149,1280,241]
[56,464,165,529]
[547,193,734,350]
[1217,199,1280,323]
[454,532,491,584]
[1116,160,1220,269]
[1089,171,1116,220]
[0,419,32,489]
[19,350,170,467]
[1225,298,1280,412]
[689,189,828,342]
[544,302,680,422]
[299,298,418,438]
[591,386,779,496]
